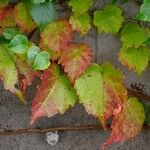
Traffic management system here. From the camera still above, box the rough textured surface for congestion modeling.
[0,0,150,150]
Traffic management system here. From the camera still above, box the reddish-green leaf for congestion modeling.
[75,63,127,128]
[0,6,16,28]
[60,44,93,83]
[69,13,91,35]
[31,63,78,124]
[13,3,36,33]
[40,20,73,52]
[103,97,145,148]
[119,46,150,74]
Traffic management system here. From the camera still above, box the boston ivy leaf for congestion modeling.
[119,46,150,74]
[60,44,93,83]
[0,44,26,102]
[31,0,46,4]
[31,1,57,31]
[0,0,9,8]
[13,2,37,33]
[33,51,50,70]
[40,20,73,52]
[28,45,40,62]
[75,63,127,128]
[3,27,20,40]
[93,5,124,34]
[121,23,148,48]
[8,35,29,54]
[0,6,16,28]
[30,63,77,124]
[136,0,150,22]
[69,13,91,35]
[103,97,145,148]
[69,0,93,16]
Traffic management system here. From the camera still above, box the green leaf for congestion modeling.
[121,23,148,48]
[27,45,40,62]
[103,97,145,147]
[69,0,93,16]
[31,63,78,124]
[69,13,91,35]
[33,51,50,70]
[0,44,26,103]
[31,0,46,4]
[75,63,127,128]
[136,0,150,22]
[143,37,150,46]
[141,101,150,126]
[2,27,21,40]
[31,1,57,30]
[119,46,150,74]
[93,5,124,34]
[8,34,29,54]
[0,0,8,7]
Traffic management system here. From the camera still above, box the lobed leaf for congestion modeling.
[69,13,91,35]
[103,97,145,148]
[60,43,93,83]
[121,23,148,48]
[13,2,36,33]
[31,63,78,124]
[119,46,150,74]
[93,5,124,34]
[69,0,93,16]
[75,63,127,128]
[40,20,73,52]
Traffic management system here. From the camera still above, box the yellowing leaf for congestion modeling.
[103,97,145,148]
[69,0,93,16]
[119,46,150,74]
[31,63,78,124]
[60,44,93,83]
[40,20,73,52]
[93,5,124,34]
[121,23,148,48]
[0,44,18,93]
[69,13,91,35]
[75,63,127,128]
[13,3,36,33]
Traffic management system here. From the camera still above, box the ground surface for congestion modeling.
[0,0,150,150]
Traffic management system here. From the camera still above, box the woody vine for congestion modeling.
[0,0,150,149]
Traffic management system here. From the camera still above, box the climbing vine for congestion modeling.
[0,0,150,149]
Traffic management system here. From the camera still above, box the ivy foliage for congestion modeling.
[136,0,150,22]
[0,0,150,149]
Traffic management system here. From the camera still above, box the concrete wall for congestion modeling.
[0,0,150,150]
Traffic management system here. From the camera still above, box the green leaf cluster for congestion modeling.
[119,23,150,74]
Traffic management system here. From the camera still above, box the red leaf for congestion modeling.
[60,43,93,83]
[102,97,145,149]
[40,20,73,52]
[31,63,77,124]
